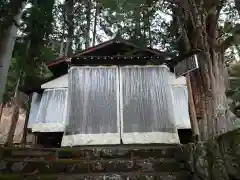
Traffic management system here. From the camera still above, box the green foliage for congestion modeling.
[1,0,240,105]
[2,0,55,103]
[20,0,55,62]
[0,0,8,28]
[99,0,152,10]
[3,58,20,102]
[229,63,240,77]
[39,46,58,62]
[0,0,26,34]
[236,0,240,16]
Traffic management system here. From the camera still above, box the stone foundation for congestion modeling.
[0,129,239,180]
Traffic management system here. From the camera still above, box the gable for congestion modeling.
[46,39,166,77]
[41,74,68,89]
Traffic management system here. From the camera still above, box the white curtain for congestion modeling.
[32,88,68,132]
[120,66,180,144]
[61,66,120,146]
[28,93,42,129]
[172,86,191,129]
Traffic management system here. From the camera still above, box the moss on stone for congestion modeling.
[0,174,62,180]
[0,174,21,180]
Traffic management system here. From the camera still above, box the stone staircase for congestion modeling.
[0,145,191,180]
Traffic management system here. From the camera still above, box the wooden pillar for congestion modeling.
[186,74,200,141]
[32,133,38,147]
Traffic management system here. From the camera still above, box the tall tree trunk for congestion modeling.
[191,51,234,140]
[92,2,99,47]
[0,103,4,122]
[60,40,64,56]
[134,6,142,44]
[6,102,19,146]
[235,0,240,16]
[65,0,74,56]
[0,1,25,104]
[175,1,239,140]
[21,94,32,145]
[143,7,152,47]
[85,0,92,48]
[142,8,147,45]
[5,77,21,146]
[148,17,152,47]
[60,2,66,56]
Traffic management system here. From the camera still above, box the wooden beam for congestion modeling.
[169,49,202,68]
[186,74,200,142]
[0,103,3,123]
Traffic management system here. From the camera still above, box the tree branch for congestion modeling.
[218,24,240,51]
[218,34,240,52]
[235,0,240,16]
[203,0,227,10]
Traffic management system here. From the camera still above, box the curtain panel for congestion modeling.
[120,66,180,144]
[28,93,42,129]
[61,66,120,146]
[172,86,191,129]
[32,88,68,132]
[62,66,182,146]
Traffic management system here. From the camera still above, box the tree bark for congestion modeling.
[60,27,65,56]
[175,0,239,140]
[186,74,200,141]
[0,1,25,104]
[235,0,240,16]
[142,6,152,47]
[0,103,4,122]
[5,77,21,146]
[85,0,92,48]
[134,6,142,44]
[21,94,32,145]
[148,16,152,47]
[60,39,65,56]
[92,2,99,47]
[65,0,74,56]
[5,102,19,146]
[60,3,66,56]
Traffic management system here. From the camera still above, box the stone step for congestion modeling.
[0,157,186,174]
[0,172,191,180]
[10,151,53,157]
[0,146,188,180]
[0,145,185,161]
